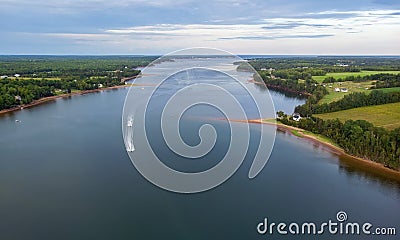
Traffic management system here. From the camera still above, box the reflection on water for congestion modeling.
[277,127,400,189]
[338,155,400,189]
[269,90,306,114]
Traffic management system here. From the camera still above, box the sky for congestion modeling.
[0,0,399,55]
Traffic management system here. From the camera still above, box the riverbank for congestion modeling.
[0,85,130,116]
[244,118,400,181]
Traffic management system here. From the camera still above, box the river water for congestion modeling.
[0,60,399,239]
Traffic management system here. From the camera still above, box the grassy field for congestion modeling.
[312,70,400,104]
[319,83,400,104]
[315,102,400,130]
[312,70,400,83]
[319,81,374,104]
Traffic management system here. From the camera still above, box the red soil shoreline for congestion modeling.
[0,85,129,116]
[2,89,399,181]
[234,118,400,181]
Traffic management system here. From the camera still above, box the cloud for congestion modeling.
[219,34,334,40]
[0,1,400,54]
[100,9,399,40]
[262,23,333,30]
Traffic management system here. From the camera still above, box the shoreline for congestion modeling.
[2,86,399,181]
[0,85,129,116]
[243,118,400,181]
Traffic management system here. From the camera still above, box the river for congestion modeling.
[0,61,399,239]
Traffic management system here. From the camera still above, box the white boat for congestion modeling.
[127,118,133,127]
[125,116,135,152]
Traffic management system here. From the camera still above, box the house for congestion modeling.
[15,95,22,101]
[292,113,302,122]
[14,74,21,78]
[0,75,8,79]
[334,88,340,92]
[98,84,104,88]
[340,88,348,93]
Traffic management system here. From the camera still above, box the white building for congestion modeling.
[292,113,302,122]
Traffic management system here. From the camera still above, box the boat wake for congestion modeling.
[125,116,135,152]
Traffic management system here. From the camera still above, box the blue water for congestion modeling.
[0,87,399,239]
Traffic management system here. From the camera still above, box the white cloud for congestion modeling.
[101,9,400,39]
[1,4,399,54]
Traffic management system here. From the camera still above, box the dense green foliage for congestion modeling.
[0,55,153,78]
[278,115,400,169]
[0,56,154,110]
[258,70,327,96]
[258,69,329,116]
[0,76,127,110]
[372,74,400,89]
[0,79,54,108]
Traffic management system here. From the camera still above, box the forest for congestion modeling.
[0,56,154,110]
[257,70,326,95]
[277,113,400,169]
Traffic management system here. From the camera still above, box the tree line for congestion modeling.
[277,114,400,169]
[322,73,400,84]
[258,70,328,96]
[0,56,151,78]
[0,76,136,111]
[0,56,151,111]
[0,79,55,109]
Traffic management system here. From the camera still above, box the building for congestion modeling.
[292,113,302,122]
[14,74,21,78]
[334,88,340,92]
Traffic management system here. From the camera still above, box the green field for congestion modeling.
[315,102,400,130]
[318,81,374,104]
[319,84,400,104]
[312,70,400,83]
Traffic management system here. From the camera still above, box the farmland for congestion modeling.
[312,70,400,83]
[315,102,400,130]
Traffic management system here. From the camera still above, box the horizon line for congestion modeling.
[1,54,400,57]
